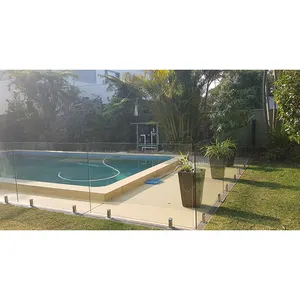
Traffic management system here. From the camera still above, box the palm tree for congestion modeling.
[138,70,223,143]
[101,72,149,142]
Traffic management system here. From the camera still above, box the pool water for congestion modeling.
[0,152,173,187]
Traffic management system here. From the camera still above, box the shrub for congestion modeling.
[266,127,296,161]
[178,152,193,172]
[201,138,236,159]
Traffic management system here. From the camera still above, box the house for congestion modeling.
[0,70,144,115]
[71,70,144,103]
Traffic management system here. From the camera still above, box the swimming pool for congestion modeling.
[0,151,174,187]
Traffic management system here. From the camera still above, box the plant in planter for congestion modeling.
[177,152,206,208]
[224,138,237,167]
[202,138,235,179]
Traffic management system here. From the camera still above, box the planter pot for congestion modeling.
[210,157,226,179]
[178,169,206,208]
[226,150,236,167]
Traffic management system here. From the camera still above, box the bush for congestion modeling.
[266,127,297,161]
[201,138,236,159]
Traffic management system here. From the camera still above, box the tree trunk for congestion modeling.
[262,70,270,132]
[272,70,279,130]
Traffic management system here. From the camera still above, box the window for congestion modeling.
[104,70,120,83]
[73,70,97,84]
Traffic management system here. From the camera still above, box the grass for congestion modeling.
[0,204,155,230]
[205,162,300,230]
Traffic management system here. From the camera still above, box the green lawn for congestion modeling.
[206,163,300,230]
[0,204,154,230]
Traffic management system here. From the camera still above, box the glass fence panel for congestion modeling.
[0,142,19,204]
[194,137,251,228]
[192,148,224,228]
[0,138,250,229]
[84,143,195,229]
[9,142,91,214]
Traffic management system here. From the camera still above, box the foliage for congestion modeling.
[223,137,237,150]
[3,70,77,142]
[274,70,300,144]
[102,72,152,143]
[178,152,193,172]
[138,70,223,143]
[202,138,236,159]
[266,126,298,161]
[1,70,109,143]
[208,70,263,135]
[1,69,272,149]
[212,70,264,108]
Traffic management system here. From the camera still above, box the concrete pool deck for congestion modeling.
[0,158,247,229]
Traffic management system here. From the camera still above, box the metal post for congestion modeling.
[136,124,139,151]
[156,123,159,151]
[72,205,77,214]
[234,174,236,180]
[168,217,173,229]
[107,209,111,219]
[29,199,34,207]
[225,184,229,192]
[4,196,8,204]
[218,194,221,202]
[202,213,206,223]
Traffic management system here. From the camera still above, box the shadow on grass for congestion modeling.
[248,162,300,171]
[236,178,300,191]
[199,204,281,227]
[246,165,283,172]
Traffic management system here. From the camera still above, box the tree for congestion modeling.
[101,72,151,143]
[4,70,77,142]
[209,84,253,136]
[208,70,265,137]
[138,70,223,143]
[274,70,300,143]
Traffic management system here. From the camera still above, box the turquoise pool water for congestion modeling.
[0,151,173,187]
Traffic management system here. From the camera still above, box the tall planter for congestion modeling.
[210,157,226,179]
[226,149,236,167]
[178,169,206,208]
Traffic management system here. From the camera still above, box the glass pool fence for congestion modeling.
[0,141,249,229]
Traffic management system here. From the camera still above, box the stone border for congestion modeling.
[197,161,249,230]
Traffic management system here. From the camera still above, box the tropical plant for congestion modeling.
[101,72,152,143]
[274,70,300,144]
[208,70,263,136]
[202,138,236,159]
[266,125,296,161]
[177,152,193,172]
[138,70,223,143]
[223,138,237,151]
